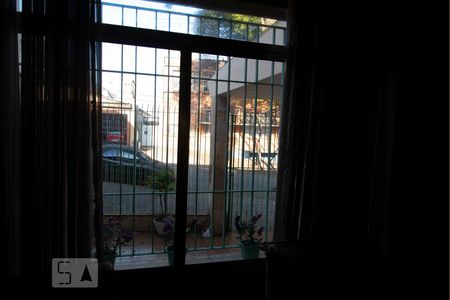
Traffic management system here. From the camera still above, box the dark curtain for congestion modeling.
[274,0,397,252]
[272,1,448,298]
[273,0,320,241]
[1,0,21,277]
[1,0,102,279]
[269,1,397,298]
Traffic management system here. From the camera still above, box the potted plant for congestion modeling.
[162,219,176,266]
[103,217,134,268]
[234,213,264,259]
[162,219,196,266]
[146,168,176,235]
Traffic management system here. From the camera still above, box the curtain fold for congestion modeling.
[274,1,396,252]
[273,0,320,241]
[1,0,21,277]
[3,0,101,277]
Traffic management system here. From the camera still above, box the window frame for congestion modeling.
[95,3,288,268]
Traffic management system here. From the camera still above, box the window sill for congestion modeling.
[114,248,266,270]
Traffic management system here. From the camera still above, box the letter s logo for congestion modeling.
[57,261,72,285]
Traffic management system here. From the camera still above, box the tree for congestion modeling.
[194,10,277,42]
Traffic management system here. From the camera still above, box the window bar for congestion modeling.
[151,47,157,254]
[165,51,170,206]
[215,17,219,38]
[161,87,166,173]
[171,99,175,167]
[194,56,202,250]
[222,56,232,247]
[102,2,287,34]
[210,54,220,249]
[187,14,190,35]
[132,46,138,256]
[239,58,248,219]
[264,32,278,240]
[121,6,124,25]
[174,49,191,268]
[133,10,139,256]
[249,28,262,215]
[246,24,249,42]
[250,62,258,216]
[273,24,276,46]
[228,114,235,233]
[168,10,171,32]
[265,60,275,242]
[155,7,158,31]
[118,43,124,256]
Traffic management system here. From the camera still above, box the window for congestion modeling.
[100,0,286,46]
[99,0,287,268]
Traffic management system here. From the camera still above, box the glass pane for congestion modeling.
[187,53,284,265]
[169,50,181,75]
[137,46,155,74]
[246,59,257,83]
[201,18,219,37]
[157,12,169,31]
[137,10,156,29]
[170,14,188,34]
[156,48,169,75]
[136,74,155,103]
[219,20,231,39]
[188,16,200,35]
[123,8,136,27]
[231,22,247,41]
[199,54,218,80]
[102,71,121,98]
[102,42,180,267]
[122,45,136,73]
[230,57,245,82]
[258,60,273,83]
[259,26,274,44]
[275,28,285,46]
[100,0,286,45]
[102,43,122,71]
[122,73,134,103]
[191,53,200,78]
[102,5,122,26]
[274,62,284,85]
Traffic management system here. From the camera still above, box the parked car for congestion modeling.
[102,144,171,186]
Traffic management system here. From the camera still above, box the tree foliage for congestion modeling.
[195,10,276,41]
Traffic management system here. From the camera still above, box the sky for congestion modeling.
[102,0,193,105]
[100,0,284,106]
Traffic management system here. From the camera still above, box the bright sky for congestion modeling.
[100,0,283,106]
[102,0,191,105]
[102,0,201,15]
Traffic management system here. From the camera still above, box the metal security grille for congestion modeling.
[102,44,181,256]
[188,53,283,251]
[100,0,286,46]
[99,0,287,266]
